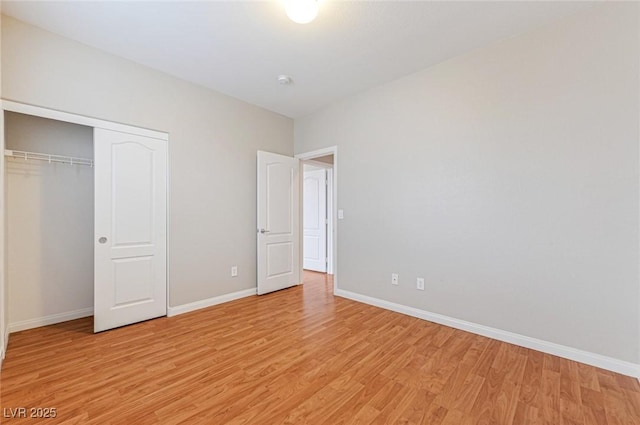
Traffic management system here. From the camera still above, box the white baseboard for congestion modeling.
[167,288,257,317]
[335,289,640,379]
[7,307,94,334]
[1,325,8,366]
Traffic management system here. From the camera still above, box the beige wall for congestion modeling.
[5,113,93,325]
[1,15,293,308]
[295,3,640,363]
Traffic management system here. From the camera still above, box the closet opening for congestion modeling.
[5,111,94,333]
[1,101,168,339]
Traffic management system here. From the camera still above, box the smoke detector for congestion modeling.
[278,75,293,85]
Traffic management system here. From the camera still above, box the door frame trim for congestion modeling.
[295,146,338,293]
[2,100,168,140]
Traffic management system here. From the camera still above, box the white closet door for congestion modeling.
[94,128,167,333]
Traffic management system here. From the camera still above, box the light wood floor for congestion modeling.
[1,271,639,424]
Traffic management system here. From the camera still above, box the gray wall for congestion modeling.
[5,112,93,325]
[2,15,293,308]
[295,3,640,363]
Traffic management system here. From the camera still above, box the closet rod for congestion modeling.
[4,149,94,167]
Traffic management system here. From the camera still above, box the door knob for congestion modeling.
[258,229,270,234]
[98,237,108,244]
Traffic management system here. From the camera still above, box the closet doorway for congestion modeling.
[2,102,168,334]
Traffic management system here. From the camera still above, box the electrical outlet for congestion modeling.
[391,273,399,285]
[231,266,238,277]
[417,278,425,291]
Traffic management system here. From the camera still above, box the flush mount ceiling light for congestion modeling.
[284,0,319,24]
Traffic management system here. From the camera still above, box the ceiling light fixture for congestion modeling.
[284,0,319,24]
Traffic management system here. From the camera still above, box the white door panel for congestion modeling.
[112,143,154,244]
[267,163,294,234]
[257,151,300,295]
[267,242,293,276]
[303,168,327,272]
[94,128,167,332]
[113,257,153,306]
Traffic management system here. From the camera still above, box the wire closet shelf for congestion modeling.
[4,149,94,167]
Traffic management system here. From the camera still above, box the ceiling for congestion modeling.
[2,1,595,118]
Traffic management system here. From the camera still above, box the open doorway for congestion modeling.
[302,159,333,274]
[296,147,338,292]
[256,148,337,295]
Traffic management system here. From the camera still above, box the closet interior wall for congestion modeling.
[5,112,94,330]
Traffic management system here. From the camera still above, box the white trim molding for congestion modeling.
[295,146,336,160]
[2,99,168,140]
[8,308,94,334]
[168,288,257,317]
[303,159,333,170]
[335,289,640,379]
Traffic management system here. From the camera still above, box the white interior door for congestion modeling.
[94,128,167,332]
[303,168,327,272]
[257,151,300,295]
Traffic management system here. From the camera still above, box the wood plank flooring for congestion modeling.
[1,271,639,424]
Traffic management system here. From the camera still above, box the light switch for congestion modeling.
[338,209,344,219]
